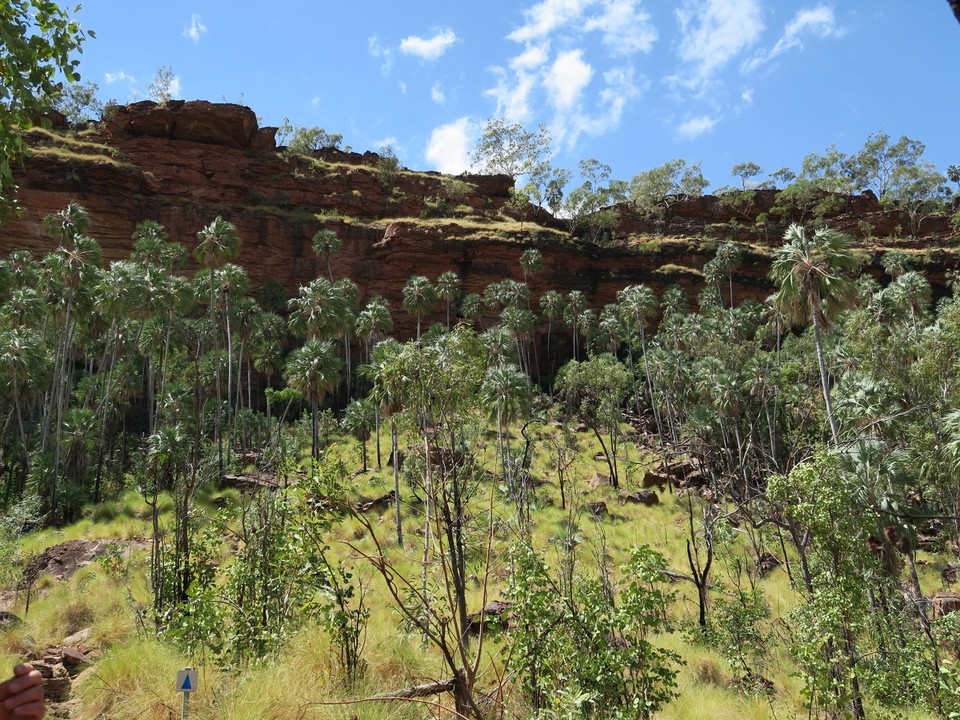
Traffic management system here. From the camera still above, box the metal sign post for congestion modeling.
[176,667,198,720]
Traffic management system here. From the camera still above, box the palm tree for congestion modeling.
[460,293,485,329]
[617,284,660,432]
[355,297,393,363]
[312,229,342,281]
[194,216,241,477]
[480,364,531,505]
[889,270,931,333]
[880,250,911,279]
[714,242,744,308]
[435,271,462,329]
[361,338,406,543]
[343,398,374,471]
[500,305,536,377]
[539,289,564,382]
[402,275,437,339]
[287,277,349,341]
[283,339,342,462]
[519,247,543,286]
[565,290,587,359]
[770,223,858,445]
[41,208,102,521]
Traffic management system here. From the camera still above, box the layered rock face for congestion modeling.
[1,101,956,339]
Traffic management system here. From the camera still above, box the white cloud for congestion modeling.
[167,76,183,99]
[485,67,537,122]
[431,83,446,104]
[741,88,754,105]
[554,65,644,150]
[743,5,842,71]
[399,81,407,94]
[373,136,399,151]
[311,96,321,109]
[183,13,207,43]
[104,71,133,84]
[508,0,590,43]
[510,43,550,70]
[584,0,657,55]
[544,50,593,111]
[676,114,719,139]
[670,0,764,92]
[485,0,655,152]
[399,29,458,60]
[368,35,393,74]
[424,117,476,174]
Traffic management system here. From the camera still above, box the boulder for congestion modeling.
[755,552,781,577]
[466,600,513,635]
[933,591,960,618]
[621,490,659,506]
[354,490,397,513]
[587,501,609,518]
[642,471,671,489]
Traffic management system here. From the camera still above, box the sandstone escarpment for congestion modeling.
[2,101,957,339]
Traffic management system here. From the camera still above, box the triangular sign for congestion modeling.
[181,675,192,690]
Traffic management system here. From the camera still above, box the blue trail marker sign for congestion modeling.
[176,667,198,720]
[176,668,198,693]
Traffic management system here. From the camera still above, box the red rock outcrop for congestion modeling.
[1,101,957,341]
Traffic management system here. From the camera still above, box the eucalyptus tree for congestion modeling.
[846,130,925,200]
[629,159,708,232]
[470,116,551,180]
[0,1,91,215]
[771,224,859,445]
[194,216,241,477]
[355,328,488,717]
[562,159,627,243]
[311,228,341,281]
[558,354,631,488]
[435,271,461,329]
[402,275,437,339]
[884,161,949,235]
[283,340,342,462]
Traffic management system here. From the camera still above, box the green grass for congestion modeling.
[0,426,941,719]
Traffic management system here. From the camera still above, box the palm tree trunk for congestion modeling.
[392,423,402,546]
[812,314,840,445]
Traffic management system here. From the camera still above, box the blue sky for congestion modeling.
[71,1,957,190]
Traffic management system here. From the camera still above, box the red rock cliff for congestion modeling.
[2,101,957,340]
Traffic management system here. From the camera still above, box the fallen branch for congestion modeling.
[371,677,456,699]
